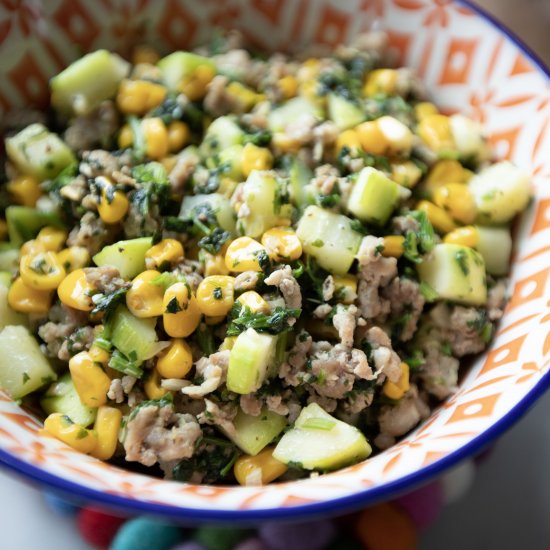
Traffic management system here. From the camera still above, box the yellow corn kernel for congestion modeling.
[332,275,357,305]
[383,362,410,400]
[161,155,178,174]
[196,275,235,317]
[237,291,270,314]
[278,75,298,99]
[242,143,273,178]
[203,252,230,277]
[179,64,216,101]
[44,413,98,454]
[443,225,479,248]
[118,124,134,149]
[163,282,201,338]
[116,78,167,115]
[433,183,477,225]
[298,58,321,82]
[167,121,190,153]
[20,251,66,290]
[381,235,405,258]
[227,81,262,111]
[261,227,302,262]
[234,446,288,486]
[145,239,184,270]
[336,129,362,154]
[156,339,193,379]
[417,114,455,153]
[142,117,169,160]
[97,184,129,225]
[225,237,267,273]
[272,132,300,153]
[355,120,387,155]
[89,344,110,366]
[20,239,47,256]
[57,246,90,272]
[423,159,468,198]
[126,270,165,318]
[8,277,52,314]
[416,200,457,234]
[57,268,95,311]
[390,161,423,189]
[144,368,170,400]
[69,351,111,408]
[363,69,398,97]
[7,175,42,207]
[36,226,68,252]
[205,315,225,325]
[415,101,439,121]
[90,406,122,461]
[0,219,7,241]
[219,336,237,351]
[132,45,160,65]
[218,176,238,197]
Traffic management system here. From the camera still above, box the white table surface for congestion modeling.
[2,388,550,550]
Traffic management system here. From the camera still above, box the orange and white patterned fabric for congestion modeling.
[0,0,549,514]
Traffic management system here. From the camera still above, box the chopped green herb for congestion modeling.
[455,249,470,275]
[419,281,439,302]
[311,239,324,248]
[22,372,30,384]
[165,297,183,314]
[198,227,230,254]
[108,349,143,378]
[227,302,301,336]
[213,287,223,300]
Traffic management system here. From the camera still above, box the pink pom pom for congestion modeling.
[77,507,127,549]
[395,481,443,530]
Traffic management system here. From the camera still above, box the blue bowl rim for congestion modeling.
[1,0,549,524]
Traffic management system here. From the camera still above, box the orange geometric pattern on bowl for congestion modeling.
[0,0,549,513]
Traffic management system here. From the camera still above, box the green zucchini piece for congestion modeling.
[296,205,362,275]
[347,167,401,226]
[224,407,287,456]
[227,328,278,394]
[41,373,96,427]
[475,226,512,276]
[5,124,76,181]
[5,206,65,246]
[200,116,244,157]
[111,305,159,364]
[289,156,314,208]
[179,193,236,234]
[218,144,245,181]
[51,50,130,116]
[93,237,153,279]
[0,326,57,400]
[327,93,365,130]
[268,97,323,132]
[469,161,530,224]
[273,403,372,470]
[417,243,487,306]
[0,272,11,288]
[158,51,216,91]
[0,244,19,272]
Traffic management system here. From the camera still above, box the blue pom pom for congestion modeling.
[259,520,336,550]
[43,492,79,516]
[110,518,182,550]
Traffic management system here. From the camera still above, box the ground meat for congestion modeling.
[313,304,332,319]
[279,331,313,387]
[122,375,137,394]
[172,259,204,292]
[381,277,425,341]
[419,339,460,399]
[64,101,119,151]
[332,304,357,348]
[123,194,161,239]
[197,399,237,436]
[59,175,88,203]
[124,404,202,467]
[392,215,420,235]
[307,392,338,413]
[204,75,247,117]
[322,275,335,301]
[234,271,260,292]
[169,151,200,194]
[57,326,95,361]
[364,327,401,383]
[377,385,430,439]
[285,113,318,145]
[107,379,124,403]
[80,149,132,179]
[430,303,487,357]
[181,350,230,398]
[240,394,263,417]
[264,265,302,310]
[343,391,374,415]
[395,67,427,100]
[357,236,397,319]
[85,266,129,295]
[487,278,507,321]
[66,211,110,255]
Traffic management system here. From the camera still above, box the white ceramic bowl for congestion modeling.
[0,0,549,523]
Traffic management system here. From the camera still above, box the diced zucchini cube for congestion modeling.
[273,403,372,470]
[327,93,365,130]
[347,167,401,226]
[0,244,20,273]
[158,51,216,91]
[5,124,76,181]
[111,306,159,364]
[268,97,323,132]
[93,237,153,279]
[475,226,512,276]
[5,206,65,246]
[200,116,244,157]
[296,206,362,275]
[179,193,237,235]
[417,243,487,306]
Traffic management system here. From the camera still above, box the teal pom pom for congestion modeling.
[110,518,182,550]
[193,527,251,550]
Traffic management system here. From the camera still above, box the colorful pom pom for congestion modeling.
[77,507,126,549]
[395,481,443,529]
[193,527,251,550]
[440,460,476,504]
[109,517,182,550]
[259,520,336,550]
[355,502,418,550]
